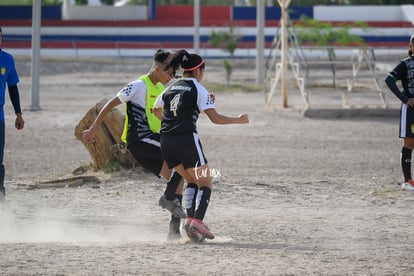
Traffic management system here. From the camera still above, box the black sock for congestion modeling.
[175,194,182,203]
[184,183,198,217]
[195,186,211,221]
[164,171,181,201]
[401,147,412,182]
[170,195,183,226]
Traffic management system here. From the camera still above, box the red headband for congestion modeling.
[183,60,204,71]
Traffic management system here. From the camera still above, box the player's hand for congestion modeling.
[15,114,24,130]
[238,113,249,124]
[407,98,414,107]
[82,128,95,143]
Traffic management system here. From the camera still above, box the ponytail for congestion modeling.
[163,49,205,76]
[163,49,189,73]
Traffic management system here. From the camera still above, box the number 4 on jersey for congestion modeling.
[170,94,180,117]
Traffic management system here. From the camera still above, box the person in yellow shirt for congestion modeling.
[83,49,185,239]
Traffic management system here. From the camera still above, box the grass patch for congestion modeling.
[103,158,122,173]
[203,81,263,93]
[369,187,401,197]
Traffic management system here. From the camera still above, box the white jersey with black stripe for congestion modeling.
[117,79,153,145]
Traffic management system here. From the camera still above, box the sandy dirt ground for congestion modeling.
[0,56,413,275]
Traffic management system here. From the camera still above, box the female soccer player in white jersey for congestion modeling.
[82,49,186,239]
[153,50,249,241]
[385,34,414,191]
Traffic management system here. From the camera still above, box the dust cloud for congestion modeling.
[0,204,166,244]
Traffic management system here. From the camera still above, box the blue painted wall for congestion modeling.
[232,6,313,20]
[0,6,61,19]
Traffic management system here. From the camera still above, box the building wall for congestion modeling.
[0,5,61,19]
[0,5,413,57]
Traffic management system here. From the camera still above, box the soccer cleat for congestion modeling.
[158,195,187,218]
[190,219,215,240]
[183,217,197,241]
[402,179,414,191]
[184,217,206,242]
[183,217,193,230]
[189,229,205,243]
[167,217,182,241]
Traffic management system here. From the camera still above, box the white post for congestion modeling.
[62,0,69,19]
[194,0,200,54]
[30,0,41,111]
[277,0,291,108]
[256,0,265,85]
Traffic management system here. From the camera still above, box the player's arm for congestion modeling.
[385,75,410,104]
[8,84,24,130]
[153,93,165,121]
[82,96,121,143]
[385,62,411,105]
[153,107,163,121]
[197,86,248,125]
[204,108,249,125]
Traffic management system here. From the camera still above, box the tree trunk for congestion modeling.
[74,98,135,170]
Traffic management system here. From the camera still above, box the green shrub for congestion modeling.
[295,15,369,46]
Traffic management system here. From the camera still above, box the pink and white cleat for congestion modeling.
[190,218,215,240]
